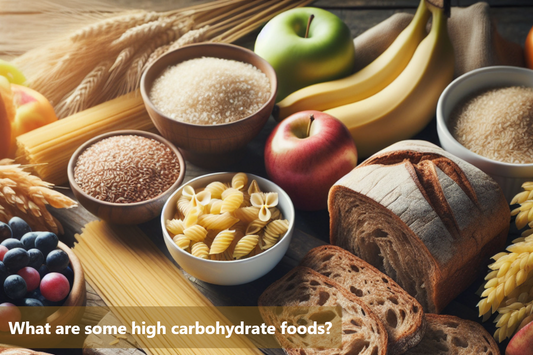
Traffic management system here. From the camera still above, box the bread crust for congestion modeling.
[259,266,388,355]
[329,140,509,313]
[404,314,500,355]
[300,245,426,355]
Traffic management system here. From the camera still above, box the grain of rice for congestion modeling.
[149,57,270,125]
[74,135,180,204]
[451,86,533,164]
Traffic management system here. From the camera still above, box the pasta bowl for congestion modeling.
[437,66,533,202]
[161,172,295,285]
[140,43,277,169]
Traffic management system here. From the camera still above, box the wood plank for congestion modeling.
[313,0,533,8]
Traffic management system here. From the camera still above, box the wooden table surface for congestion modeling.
[7,0,532,354]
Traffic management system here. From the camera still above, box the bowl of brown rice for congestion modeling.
[67,130,186,225]
[140,43,277,169]
[437,66,533,201]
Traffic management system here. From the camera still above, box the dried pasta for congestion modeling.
[232,172,248,190]
[73,221,263,354]
[183,225,208,242]
[221,191,244,213]
[233,235,259,259]
[173,234,190,250]
[165,172,290,261]
[166,219,185,235]
[198,212,239,230]
[191,242,209,259]
[210,230,235,255]
[232,207,259,223]
[184,206,201,228]
[205,181,227,199]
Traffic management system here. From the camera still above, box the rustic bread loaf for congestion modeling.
[300,245,425,355]
[329,140,509,313]
[404,314,500,355]
[259,266,388,355]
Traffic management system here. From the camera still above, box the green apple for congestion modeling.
[254,7,355,102]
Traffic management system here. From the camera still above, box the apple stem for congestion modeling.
[306,114,314,136]
[305,14,314,38]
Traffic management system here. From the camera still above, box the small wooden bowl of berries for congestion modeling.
[0,217,86,346]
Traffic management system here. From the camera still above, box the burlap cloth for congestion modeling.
[353,2,524,77]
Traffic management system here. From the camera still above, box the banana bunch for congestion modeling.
[276,0,454,158]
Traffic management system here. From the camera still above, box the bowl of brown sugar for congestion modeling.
[67,130,185,224]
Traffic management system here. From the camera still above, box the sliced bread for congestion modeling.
[404,314,500,355]
[259,266,388,355]
[329,140,509,313]
[300,245,425,355]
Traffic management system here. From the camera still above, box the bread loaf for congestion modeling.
[329,140,509,313]
[300,245,425,355]
[404,314,500,355]
[259,266,388,355]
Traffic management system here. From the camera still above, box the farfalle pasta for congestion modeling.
[165,173,291,261]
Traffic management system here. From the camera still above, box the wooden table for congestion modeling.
[6,0,533,354]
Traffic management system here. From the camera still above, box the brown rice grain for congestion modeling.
[451,86,533,164]
[74,135,180,203]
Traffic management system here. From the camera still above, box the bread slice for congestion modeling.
[329,140,509,313]
[259,267,388,355]
[300,245,425,355]
[404,314,500,355]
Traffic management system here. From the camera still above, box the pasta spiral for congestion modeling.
[233,235,259,259]
[232,172,248,190]
[232,207,259,223]
[210,230,235,254]
[198,212,239,231]
[173,234,190,250]
[205,181,227,199]
[166,219,185,235]
[221,191,244,213]
[191,242,209,259]
[183,225,208,242]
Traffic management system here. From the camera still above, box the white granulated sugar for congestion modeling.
[149,57,271,125]
[451,86,533,164]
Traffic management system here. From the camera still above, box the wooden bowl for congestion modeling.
[67,130,186,225]
[140,43,277,168]
[0,242,86,348]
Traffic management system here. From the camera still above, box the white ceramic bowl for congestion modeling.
[161,172,295,285]
[437,66,533,202]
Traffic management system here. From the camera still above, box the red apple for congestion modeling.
[507,319,533,355]
[265,110,357,211]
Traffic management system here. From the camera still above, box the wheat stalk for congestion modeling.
[70,11,161,42]
[12,0,311,117]
[0,159,77,234]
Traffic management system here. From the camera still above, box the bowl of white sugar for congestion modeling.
[141,43,277,169]
[437,66,533,202]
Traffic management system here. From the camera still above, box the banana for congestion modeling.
[275,0,431,120]
[324,2,454,158]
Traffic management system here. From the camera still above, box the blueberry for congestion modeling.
[4,274,27,300]
[1,238,24,250]
[20,232,45,250]
[46,250,69,272]
[8,217,31,240]
[3,248,29,272]
[0,261,7,282]
[0,222,12,241]
[35,232,58,257]
[59,266,74,286]
[28,249,44,269]
[38,264,49,279]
